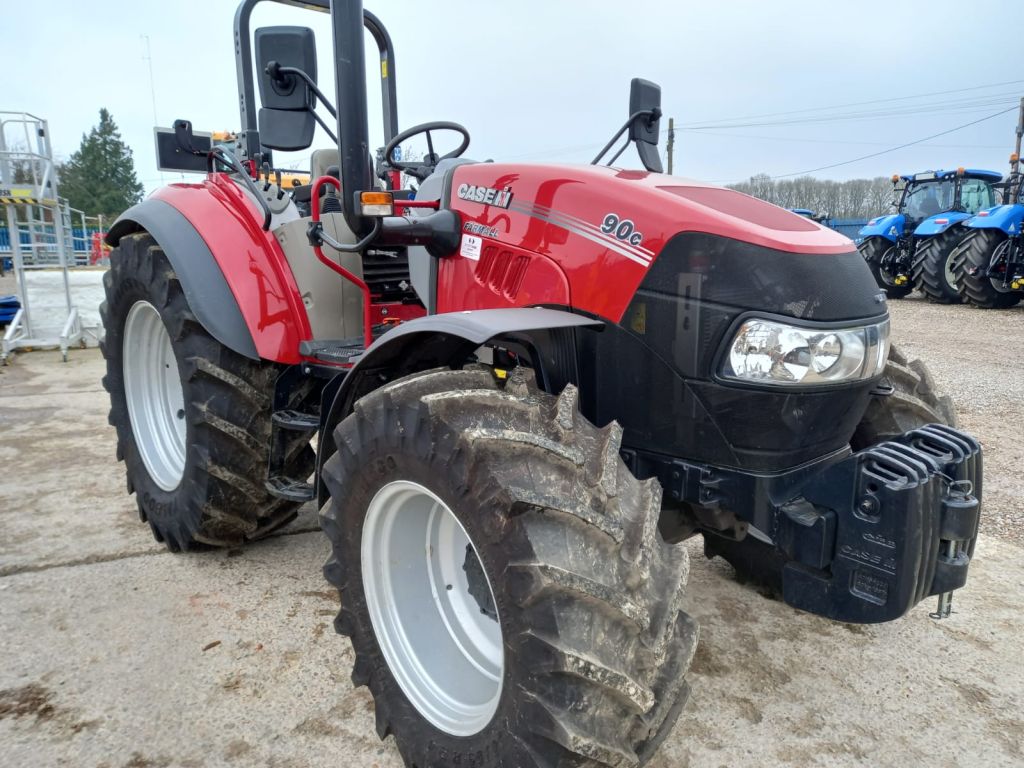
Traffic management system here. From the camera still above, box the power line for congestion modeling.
[685,129,1007,149]
[684,95,1019,130]
[676,79,1024,128]
[506,89,1022,161]
[718,106,1017,182]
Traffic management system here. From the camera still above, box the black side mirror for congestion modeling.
[628,78,663,173]
[255,26,317,151]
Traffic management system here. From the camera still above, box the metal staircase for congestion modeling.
[0,112,82,362]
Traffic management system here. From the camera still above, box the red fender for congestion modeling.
[152,175,311,364]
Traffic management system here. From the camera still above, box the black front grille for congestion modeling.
[363,247,418,302]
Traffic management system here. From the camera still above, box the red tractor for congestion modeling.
[101,2,983,765]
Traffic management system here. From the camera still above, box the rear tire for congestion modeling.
[858,237,912,298]
[951,229,1023,309]
[321,366,698,767]
[705,343,955,593]
[912,229,964,304]
[101,232,316,550]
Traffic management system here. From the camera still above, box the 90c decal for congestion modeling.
[600,213,644,247]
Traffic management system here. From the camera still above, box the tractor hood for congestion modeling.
[443,162,887,473]
[913,210,972,237]
[859,213,904,242]
[445,162,857,324]
[966,203,1024,234]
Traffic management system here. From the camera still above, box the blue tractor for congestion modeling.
[951,155,1024,308]
[857,168,1001,302]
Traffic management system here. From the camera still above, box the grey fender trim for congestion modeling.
[108,200,259,360]
[315,307,603,505]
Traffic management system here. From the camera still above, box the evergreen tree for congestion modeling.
[59,109,144,219]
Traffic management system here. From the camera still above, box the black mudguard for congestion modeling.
[315,307,603,506]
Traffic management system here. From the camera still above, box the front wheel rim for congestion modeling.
[122,300,187,491]
[361,480,504,737]
[879,247,901,287]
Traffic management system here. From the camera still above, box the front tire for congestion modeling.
[321,366,698,767]
[705,344,955,592]
[951,229,1023,309]
[911,229,963,304]
[100,232,316,550]
[858,237,911,298]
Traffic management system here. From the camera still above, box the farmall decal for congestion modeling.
[456,183,513,208]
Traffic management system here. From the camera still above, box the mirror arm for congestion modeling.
[271,63,338,118]
[591,108,660,166]
[591,122,630,166]
[311,111,338,144]
[606,137,631,166]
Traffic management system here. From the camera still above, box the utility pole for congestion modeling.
[142,35,164,183]
[666,117,675,175]
[1013,97,1024,203]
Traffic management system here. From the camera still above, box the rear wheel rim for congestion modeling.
[944,251,958,291]
[990,240,1015,293]
[122,300,186,491]
[361,480,504,736]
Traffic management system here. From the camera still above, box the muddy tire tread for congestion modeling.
[101,232,314,549]
[320,366,698,767]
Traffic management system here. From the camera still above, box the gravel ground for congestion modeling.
[887,295,1024,544]
[0,290,1022,768]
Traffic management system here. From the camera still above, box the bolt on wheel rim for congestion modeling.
[361,480,504,736]
[123,300,186,491]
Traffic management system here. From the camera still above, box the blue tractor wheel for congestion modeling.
[912,229,964,304]
[858,237,911,298]
[951,229,1023,309]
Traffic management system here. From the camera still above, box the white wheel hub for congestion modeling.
[122,300,187,491]
[361,480,504,736]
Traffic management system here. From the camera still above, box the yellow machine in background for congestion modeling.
[211,131,310,188]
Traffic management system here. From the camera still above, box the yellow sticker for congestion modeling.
[630,303,647,334]
[381,59,388,78]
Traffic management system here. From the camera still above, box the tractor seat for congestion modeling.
[309,148,384,189]
[310,148,339,181]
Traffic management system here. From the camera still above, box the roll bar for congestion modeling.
[233,0,395,233]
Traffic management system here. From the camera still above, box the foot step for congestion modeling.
[272,409,319,432]
[299,338,365,364]
[266,475,315,502]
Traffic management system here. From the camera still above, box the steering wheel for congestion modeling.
[383,121,470,182]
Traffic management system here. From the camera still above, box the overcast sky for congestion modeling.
[6,0,1023,195]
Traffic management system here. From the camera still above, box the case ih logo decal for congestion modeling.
[456,183,513,208]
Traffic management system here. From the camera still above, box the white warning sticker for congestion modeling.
[460,234,482,261]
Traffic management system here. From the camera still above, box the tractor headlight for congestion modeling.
[721,317,890,386]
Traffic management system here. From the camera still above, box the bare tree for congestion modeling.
[729,174,901,218]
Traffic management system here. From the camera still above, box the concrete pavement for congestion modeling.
[1,349,1021,768]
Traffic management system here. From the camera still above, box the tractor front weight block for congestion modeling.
[781,424,982,623]
[629,423,982,624]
